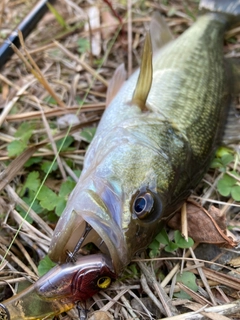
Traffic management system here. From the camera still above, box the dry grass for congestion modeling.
[0,0,240,319]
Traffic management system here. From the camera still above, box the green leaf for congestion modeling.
[217,174,236,197]
[174,271,198,299]
[210,158,223,169]
[7,140,27,157]
[24,157,43,167]
[38,255,56,276]
[221,154,234,167]
[231,185,240,201]
[22,171,41,194]
[128,264,139,277]
[14,122,33,139]
[59,179,76,198]
[37,186,59,211]
[73,169,81,178]
[174,230,194,249]
[149,239,160,251]
[216,147,234,158]
[41,161,58,173]
[55,198,67,216]
[80,127,97,143]
[24,171,41,191]
[149,248,160,258]
[165,241,179,252]
[155,228,170,245]
[56,136,74,152]
[8,123,34,156]
[211,154,234,170]
[18,207,33,224]
[77,38,90,54]
[44,96,57,105]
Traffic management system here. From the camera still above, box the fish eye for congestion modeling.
[133,192,154,219]
[97,276,111,289]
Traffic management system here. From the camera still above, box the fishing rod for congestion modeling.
[0,0,56,70]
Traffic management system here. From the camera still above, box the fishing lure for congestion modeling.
[0,254,115,320]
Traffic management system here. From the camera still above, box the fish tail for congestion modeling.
[199,0,240,28]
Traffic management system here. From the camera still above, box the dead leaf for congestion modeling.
[88,311,113,320]
[186,302,232,320]
[101,10,119,39]
[2,83,9,100]
[168,201,238,248]
[229,256,240,268]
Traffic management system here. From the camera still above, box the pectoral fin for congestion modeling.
[132,32,153,110]
[106,63,127,107]
[150,12,174,54]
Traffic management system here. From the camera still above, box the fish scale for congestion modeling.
[149,16,227,156]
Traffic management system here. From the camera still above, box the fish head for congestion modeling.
[49,124,184,274]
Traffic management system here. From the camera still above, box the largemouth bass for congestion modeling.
[1,0,240,319]
[48,0,240,275]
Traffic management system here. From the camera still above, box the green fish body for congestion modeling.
[49,2,240,274]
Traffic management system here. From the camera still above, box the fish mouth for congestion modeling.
[48,178,129,274]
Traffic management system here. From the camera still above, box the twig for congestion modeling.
[189,247,217,305]
[120,295,140,319]
[140,273,167,316]
[181,202,188,240]
[0,243,36,278]
[0,79,36,127]
[127,0,132,77]
[13,238,39,275]
[5,185,53,237]
[36,98,67,180]
[128,289,154,319]
[11,35,67,109]
[138,261,178,317]
[54,41,109,87]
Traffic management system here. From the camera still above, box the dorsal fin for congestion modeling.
[106,63,127,107]
[132,32,153,110]
[150,12,174,54]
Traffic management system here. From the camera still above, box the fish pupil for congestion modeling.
[134,197,146,213]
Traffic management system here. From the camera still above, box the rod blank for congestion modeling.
[0,0,56,70]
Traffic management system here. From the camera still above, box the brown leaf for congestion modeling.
[168,201,238,248]
[229,256,240,268]
[101,10,119,39]
[88,311,113,320]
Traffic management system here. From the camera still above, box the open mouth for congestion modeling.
[65,221,111,262]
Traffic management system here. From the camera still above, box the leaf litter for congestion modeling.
[0,0,240,319]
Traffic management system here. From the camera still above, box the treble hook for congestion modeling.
[76,302,89,320]
[66,223,92,262]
